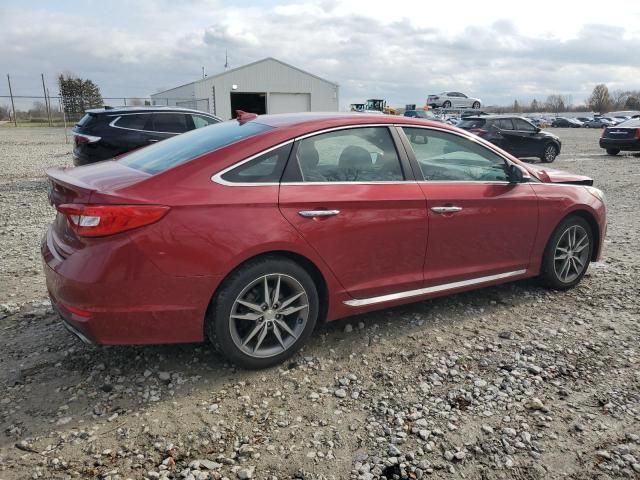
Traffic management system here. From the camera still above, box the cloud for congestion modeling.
[1,1,639,109]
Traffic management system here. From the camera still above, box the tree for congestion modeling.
[530,99,539,112]
[588,84,611,114]
[0,104,9,120]
[513,100,520,113]
[546,95,567,114]
[58,74,104,115]
[625,95,640,110]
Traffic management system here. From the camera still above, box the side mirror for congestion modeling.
[508,164,530,183]
[535,126,541,133]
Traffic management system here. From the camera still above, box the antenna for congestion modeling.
[224,50,229,70]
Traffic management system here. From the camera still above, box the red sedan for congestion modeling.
[43,112,606,369]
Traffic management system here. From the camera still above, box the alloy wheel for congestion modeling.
[229,274,309,358]
[544,145,557,162]
[553,225,590,283]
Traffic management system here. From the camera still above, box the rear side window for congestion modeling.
[496,118,514,130]
[221,144,292,183]
[113,114,151,130]
[120,121,273,174]
[152,113,190,133]
[192,115,219,129]
[458,119,486,129]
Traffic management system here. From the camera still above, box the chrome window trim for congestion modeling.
[211,140,294,187]
[212,124,406,187]
[107,111,219,135]
[344,269,527,307]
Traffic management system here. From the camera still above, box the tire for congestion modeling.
[472,101,481,109]
[539,216,593,290]
[541,143,558,163]
[606,148,620,156]
[442,100,451,108]
[206,256,319,369]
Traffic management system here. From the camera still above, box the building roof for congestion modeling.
[151,57,338,97]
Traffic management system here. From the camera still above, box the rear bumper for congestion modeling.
[599,138,640,151]
[42,227,221,345]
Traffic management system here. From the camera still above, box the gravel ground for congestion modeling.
[0,127,639,480]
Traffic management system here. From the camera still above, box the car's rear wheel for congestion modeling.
[540,216,593,290]
[472,101,480,109]
[541,143,558,163]
[206,256,319,369]
[606,148,620,156]
[442,101,451,108]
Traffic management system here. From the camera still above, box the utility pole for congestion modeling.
[202,66,205,79]
[41,74,52,127]
[7,74,17,127]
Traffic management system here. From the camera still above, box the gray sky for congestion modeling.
[1,0,639,109]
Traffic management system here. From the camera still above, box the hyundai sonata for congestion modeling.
[43,112,606,369]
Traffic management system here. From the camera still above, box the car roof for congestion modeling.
[250,112,447,129]
[85,106,216,116]
[458,115,529,121]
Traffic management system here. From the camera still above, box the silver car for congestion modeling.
[427,91,482,109]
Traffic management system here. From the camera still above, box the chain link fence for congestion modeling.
[0,95,210,128]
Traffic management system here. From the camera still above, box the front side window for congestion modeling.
[152,113,190,133]
[220,144,292,183]
[120,120,272,175]
[294,127,404,182]
[513,118,536,132]
[402,127,509,182]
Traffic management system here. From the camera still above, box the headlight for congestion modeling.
[585,186,605,203]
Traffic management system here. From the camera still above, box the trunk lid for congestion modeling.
[46,161,153,257]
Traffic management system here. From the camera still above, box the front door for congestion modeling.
[278,126,428,299]
[400,126,539,286]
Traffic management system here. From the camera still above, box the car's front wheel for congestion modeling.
[206,256,319,369]
[541,143,558,163]
[540,216,593,290]
[606,148,620,156]
[472,101,480,109]
[442,101,451,108]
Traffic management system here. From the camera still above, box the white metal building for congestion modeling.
[150,57,339,119]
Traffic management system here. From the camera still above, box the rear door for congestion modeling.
[108,113,154,155]
[278,126,428,299]
[399,126,538,286]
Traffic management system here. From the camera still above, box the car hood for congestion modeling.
[525,164,593,186]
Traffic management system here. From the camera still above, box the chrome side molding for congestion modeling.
[344,269,527,307]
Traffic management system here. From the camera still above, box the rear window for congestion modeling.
[77,114,96,128]
[120,121,273,174]
[457,118,486,129]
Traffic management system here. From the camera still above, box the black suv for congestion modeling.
[71,106,221,166]
[457,115,562,162]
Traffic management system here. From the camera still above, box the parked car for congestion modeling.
[551,117,583,128]
[427,92,482,109]
[577,117,593,124]
[71,106,221,166]
[458,115,562,162]
[599,118,640,155]
[584,118,614,128]
[404,109,442,122]
[44,112,606,369]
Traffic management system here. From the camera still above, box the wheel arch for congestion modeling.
[554,209,601,262]
[205,250,330,334]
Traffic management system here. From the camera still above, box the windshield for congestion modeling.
[120,120,272,174]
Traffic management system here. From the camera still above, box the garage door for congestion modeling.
[268,93,311,114]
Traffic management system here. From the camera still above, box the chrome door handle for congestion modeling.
[431,206,463,214]
[148,139,159,143]
[298,210,340,218]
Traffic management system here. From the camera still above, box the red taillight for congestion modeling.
[469,128,488,135]
[635,128,640,139]
[73,133,101,145]
[56,204,170,237]
[601,128,608,138]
